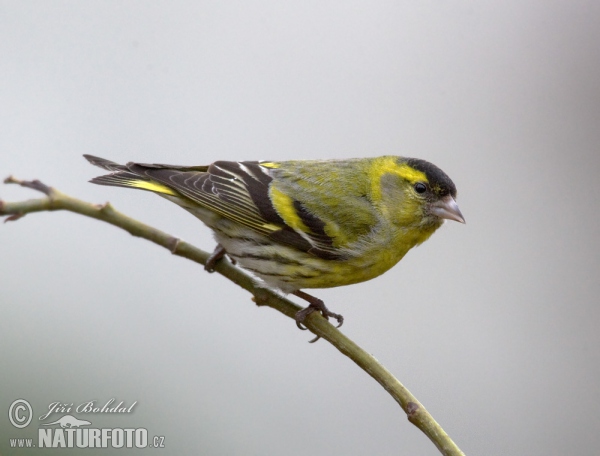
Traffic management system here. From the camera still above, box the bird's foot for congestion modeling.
[293,290,344,343]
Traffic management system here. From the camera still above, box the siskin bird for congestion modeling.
[84,155,464,340]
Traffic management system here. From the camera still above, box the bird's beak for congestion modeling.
[431,195,465,223]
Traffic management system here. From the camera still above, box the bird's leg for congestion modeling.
[205,244,237,272]
[293,290,344,343]
[205,244,227,272]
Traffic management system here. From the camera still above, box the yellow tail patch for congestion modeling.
[128,180,177,196]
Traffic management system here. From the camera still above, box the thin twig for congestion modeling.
[1,176,465,456]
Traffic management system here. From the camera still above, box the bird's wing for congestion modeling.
[127,160,345,260]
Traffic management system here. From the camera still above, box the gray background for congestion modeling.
[1,1,599,455]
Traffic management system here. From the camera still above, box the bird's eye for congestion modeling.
[414,182,427,194]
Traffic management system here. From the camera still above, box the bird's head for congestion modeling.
[404,157,465,226]
[376,157,464,232]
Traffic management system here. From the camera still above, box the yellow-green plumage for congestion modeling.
[84,154,464,328]
[260,157,442,289]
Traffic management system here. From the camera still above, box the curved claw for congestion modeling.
[296,321,308,331]
[295,305,315,331]
[308,335,321,343]
[331,313,344,329]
